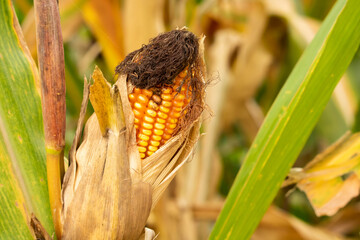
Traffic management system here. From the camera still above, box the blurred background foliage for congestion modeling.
[13,0,360,239]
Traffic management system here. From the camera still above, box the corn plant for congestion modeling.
[1,0,360,239]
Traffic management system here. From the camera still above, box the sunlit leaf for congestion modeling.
[288,133,360,216]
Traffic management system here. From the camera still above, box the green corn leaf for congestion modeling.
[0,1,54,238]
[210,0,360,239]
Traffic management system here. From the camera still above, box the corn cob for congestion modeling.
[128,68,191,159]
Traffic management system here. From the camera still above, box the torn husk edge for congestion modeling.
[61,31,206,239]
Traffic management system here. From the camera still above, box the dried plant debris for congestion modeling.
[61,29,206,239]
[30,214,52,240]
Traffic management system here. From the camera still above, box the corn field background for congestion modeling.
[1,0,360,239]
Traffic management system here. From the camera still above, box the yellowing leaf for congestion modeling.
[287,133,360,216]
[299,174,359,216]
[89,66,124,135]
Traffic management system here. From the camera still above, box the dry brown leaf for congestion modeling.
[196,29,242,202]
[321,203,360,236]
[253,206,345,240]
[218,1,269,139]
[285,133,360,217]
[123,0,165,54]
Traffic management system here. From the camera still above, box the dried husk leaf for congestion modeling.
[62,68,152,240]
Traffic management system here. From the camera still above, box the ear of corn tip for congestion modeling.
[129,68,191,159]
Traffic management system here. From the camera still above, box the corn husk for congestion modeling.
[61,34,206,239]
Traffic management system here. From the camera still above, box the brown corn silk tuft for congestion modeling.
[116,29,205,159]
[61,29,206,239]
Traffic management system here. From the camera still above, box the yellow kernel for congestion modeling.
[174,75,182,82]
[138,141,148,147]
[152,95,162,103]
[156,117,166,123]
[162,101,172,107]
[133,109,143,118]
[173,85,186,92]
[165,128,174,134]
[168,118,178,124]
[144,115,155,123]
[152,135,161,141]
[173,107,182,112]
[154,129,164,136]
[150,140,160,146]
[138,94,149,104]
[154,123,165,130]
[140,153,146,159]
[148,100,159,110]
[179,68,188,78]
[138,134,149,141]
[159,106,170,113]
[173,100,184,107]
[162,87,173,94]
[138,146,147,153]
[174,94,185,100]
[169,111,181,118]
[134,102,144,110]
[146,109,157,117]
[142,122,153,129]
[163,134,172,140]
[134,88,141,94]
[166,123,177,129]
[135,124,139,129]
[161,94,172,101]
[142,89,153,97]
[157,111,168,119]
[129,93,136,102]
[141,128,152,136]
[148,145,158,152]
[134,118,140,124]
[147,151,154,156]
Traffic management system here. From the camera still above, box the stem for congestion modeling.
[46,149,64,238]
[34,0,66,238]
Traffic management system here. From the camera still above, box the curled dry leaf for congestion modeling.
[285,133,360,217]
[61,29,206,239]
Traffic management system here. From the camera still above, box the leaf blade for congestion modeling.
[0,1,54,238]
[210,0,360,239]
